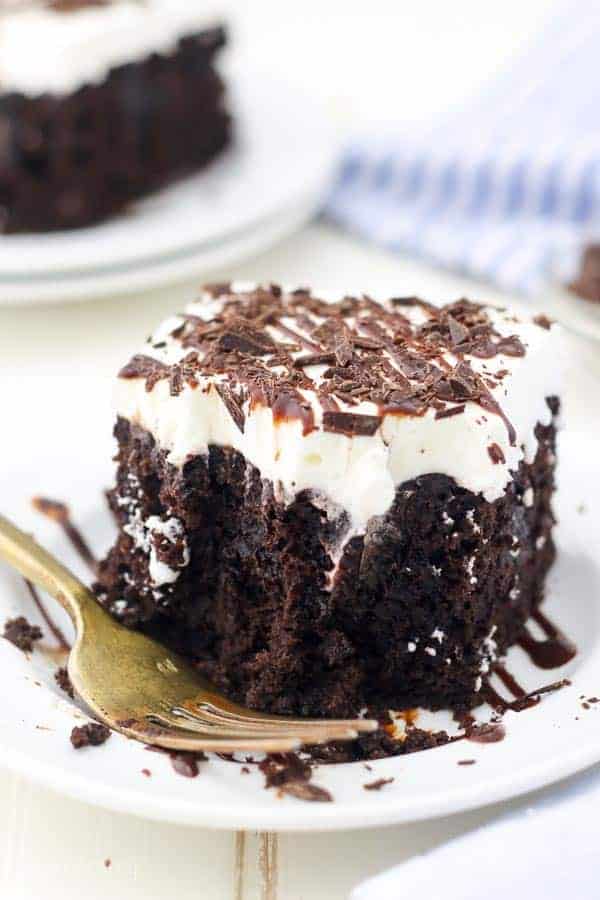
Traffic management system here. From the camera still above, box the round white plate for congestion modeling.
[539,240,600,342]
[539,282,600,344]
[0,197,319,305]
[0,65,339,296]
[0,375,599,831]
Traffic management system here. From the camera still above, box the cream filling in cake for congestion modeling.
[114,285,565,539]
[0,0,220,96]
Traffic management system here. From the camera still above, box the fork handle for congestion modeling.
[0,512,93,631]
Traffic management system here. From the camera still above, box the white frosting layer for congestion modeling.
[0,1,220,96]
[114,285,565,538]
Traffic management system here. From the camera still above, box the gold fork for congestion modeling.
[0,513,377,752]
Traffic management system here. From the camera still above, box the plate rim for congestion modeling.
[0,64,340,285]
[0,196,320,306]
[0,727,598,831]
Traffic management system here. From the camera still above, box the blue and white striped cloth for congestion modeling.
[327,1,600,294]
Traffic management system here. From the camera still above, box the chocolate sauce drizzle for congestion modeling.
[121,285,530,443]
[518,608,577,670]
[454,608,576,743]
[24,579,70,651]
[32,497,97,575]
[29,496,100,652]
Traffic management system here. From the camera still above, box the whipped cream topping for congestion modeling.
[114,283,564,538]
[0,1,221,96]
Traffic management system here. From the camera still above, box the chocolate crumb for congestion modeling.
[487,442,505,464]
[70,723,111,749]
[145,744,207,777]
[3,616,42,652]
[241,766,250,774]
[169,751,207,778]
[435,403,466,420]
[55,666,74,698]
[141,768,152,777]
[363,777,395,791]
[259,752,333,802]
[279,781,333,803]
[104,859,111,869]
[458,759,476,766]
[533,314,553,330]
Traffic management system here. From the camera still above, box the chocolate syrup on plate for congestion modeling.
[518,608,577,670]
[32,496,97,575]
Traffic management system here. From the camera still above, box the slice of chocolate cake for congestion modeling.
[0,1,230,232]
[96,284,564,717]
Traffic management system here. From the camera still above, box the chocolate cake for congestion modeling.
[96,283,564,718]
[0,1,230,232]
[568,244,600,303]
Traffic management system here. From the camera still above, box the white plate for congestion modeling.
[539,282,600,344]
[0,375,599,832]
[0,65,339,294]
[539,241,600,342]
[0,197,319,305]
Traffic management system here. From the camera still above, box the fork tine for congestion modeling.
[179,701,378,733]
[150,712,360,743]
[171,704,370,735]
[117,719,340,753]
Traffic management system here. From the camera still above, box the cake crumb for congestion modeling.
[259,753,333,803]
[363,777,395,791]
[141,768,151,777]
[458,759,476,766]
[104,859,111,869]
[71,723,111,749]
[3,616,42,652]
[55,666,74,698]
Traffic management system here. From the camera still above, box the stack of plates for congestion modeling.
[0,68,339,305]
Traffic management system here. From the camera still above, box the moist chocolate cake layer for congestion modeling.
[96,402,558,718]
[0,26,229,232]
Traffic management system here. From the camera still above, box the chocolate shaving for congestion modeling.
[216,328,275,356]
[119,354,170,392]
[447,315,470,346]
[117,284,537,449]
[215,383,245,433]
[323,411,382,437]
[293,352,336,368]
[497,335,526,357]
[435,404,466,420]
